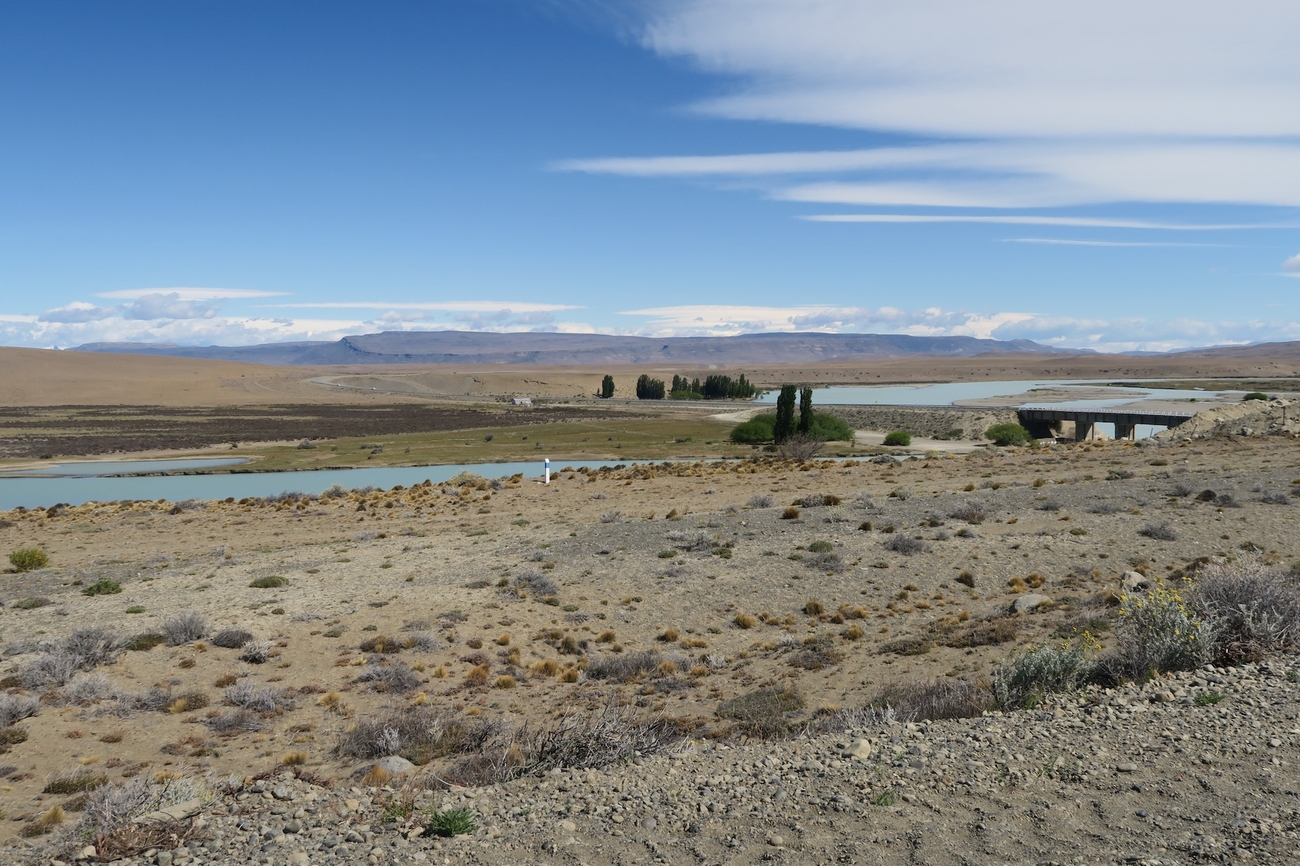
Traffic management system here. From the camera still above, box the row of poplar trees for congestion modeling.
[599,373,755,400]
[773,384,815,443]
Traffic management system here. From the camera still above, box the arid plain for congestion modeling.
[0,347,1298,864]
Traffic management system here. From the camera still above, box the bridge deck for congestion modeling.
[1017,405,1197,427]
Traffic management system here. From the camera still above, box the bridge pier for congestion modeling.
[1017,407,1194,443]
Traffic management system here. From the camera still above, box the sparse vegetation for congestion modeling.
[81,578,122,596]
[211,628,254,649]
[872,679,987,722]
[8,548,48,572]
[717,686,804,738]
[883,430,912,446]
[428,807,478,837]
[249,575,289,588]
[985,423,1032,446]
[1138,522,1177,541]
[161,611,208,646]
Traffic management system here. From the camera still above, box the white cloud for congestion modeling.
[563,141,1300,210]
[620,303,1034,339]
[803,215,1279,230]
[643,1,1300,139]
[1005,239,1227,248]
[96,287,286,300]
[264,301,580,312]
[39,293,219,323]
[562,4,1300,214]
[1284,254,1300,273]
[617,302,1300,353]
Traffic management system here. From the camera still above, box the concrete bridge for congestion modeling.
[1017,406,1198,441]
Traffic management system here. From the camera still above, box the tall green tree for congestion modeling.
[798,386,814,434]
[636,374,666,400]
[774,384,797,443]
[600,375,615,399]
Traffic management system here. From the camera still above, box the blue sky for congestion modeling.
[1,0,1298,353]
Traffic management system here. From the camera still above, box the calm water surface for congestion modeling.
[0,459,642,510]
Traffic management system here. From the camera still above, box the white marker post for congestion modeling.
[544,458,550,485]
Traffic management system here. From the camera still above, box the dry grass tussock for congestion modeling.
[1188,556,1300,664]
[21,627,124,689]
[872,679,988,722]
[337,701,680,787]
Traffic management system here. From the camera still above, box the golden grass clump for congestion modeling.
[558,666,580,683]
[658,628,680,642]
[804,599,825,616]
[494,675,517,689]
[1026,572,1046,588]
[466,664,491,685]
[362,766,390,787]
[781,507,801,520]
[280,751,307,766]
[689,665,709,678]
[596,629,617,643]
[657,661,678,676]
[530,659,559,677]
[317,691,345,713]
[843,624,864,640]
[431,666,447,678]
[496,633,512,646]
[20,806,64,838]
[680,637,708,649]
[733,612,757,629]
[1007,576,1027,593]
[99,731,124,744]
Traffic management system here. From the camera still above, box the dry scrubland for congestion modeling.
[0,437,1299,862]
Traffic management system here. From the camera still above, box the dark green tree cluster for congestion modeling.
[635,374,666,400]
[730,410,852,445]
[668,373,757,400]
[599,375,615,399]
[743,385,846,445]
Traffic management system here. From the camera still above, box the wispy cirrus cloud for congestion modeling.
[643,2,1300,139]
[1005,238,1228,248]
[802,215,1284,230]
[561,3,1300,221]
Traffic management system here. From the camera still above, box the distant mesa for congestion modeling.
[70,330,1079,367]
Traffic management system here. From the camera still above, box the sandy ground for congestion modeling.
[2,433,1300,851]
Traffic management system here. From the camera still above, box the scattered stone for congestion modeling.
[1011,593,1052,613]
[375,755,416,775]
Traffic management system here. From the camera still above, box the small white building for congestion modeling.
[512,397,533,407]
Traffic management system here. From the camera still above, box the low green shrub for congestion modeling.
[249,575,289,588]
[9,548,48,572]
[883,430,912,447]
[1243,392,1269,401]
[985,423,1032,446]
[1110,581,1213,679]
[991,642,1091,709]
[730,412,853,444]
[81,579,122,597]
[124,632,166,652]
[427,807,478,837]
